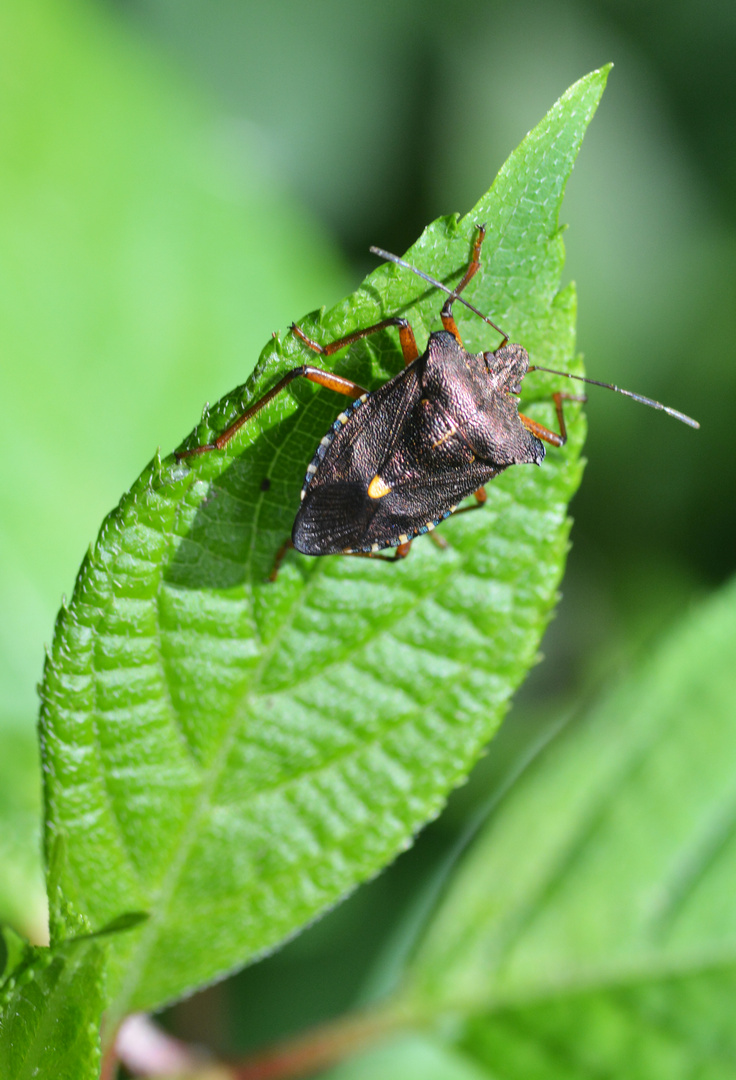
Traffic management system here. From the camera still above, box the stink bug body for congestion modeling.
[178,226,698,567]
[291,333,544,557]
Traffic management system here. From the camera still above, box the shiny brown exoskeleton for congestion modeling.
[290,330,550,557]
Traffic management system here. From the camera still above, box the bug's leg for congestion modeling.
[176,365,370,459]
[440,225,497,345]
[428,531,449,549]
[345,540,413,563]
[443,486,488,519]
[292,316,419,366]
[520,391,587,447]
[268,539,294,582]
[424,486,489,549]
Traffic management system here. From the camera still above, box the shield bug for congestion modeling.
[177,226,698,570]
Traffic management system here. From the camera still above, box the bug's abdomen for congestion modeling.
[293,456,502,555]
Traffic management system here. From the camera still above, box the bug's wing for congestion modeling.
[325,367,422,483]
[292,479,376,554]
[294,454,501,555]
[293,367,503,555]
[361,456,502,544]
[293,367,424,555]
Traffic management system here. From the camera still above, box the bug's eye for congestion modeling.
[484,352,521,396]
[483,350,505,381]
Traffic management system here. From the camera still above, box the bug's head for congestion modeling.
[483,342,530,395]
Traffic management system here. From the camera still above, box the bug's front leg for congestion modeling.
[291,315,419,367]
[520,391,587,447]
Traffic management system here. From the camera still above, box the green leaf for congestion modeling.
[39,68,608,1018]
[0,932,105,1080]
[400,574,736,1077]
[460,967,736,1080]
[0,926,27,984]
[0,915,147,1080]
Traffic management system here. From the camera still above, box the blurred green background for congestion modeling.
[1,0,733,1060]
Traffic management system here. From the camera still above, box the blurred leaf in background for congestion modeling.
[0,734,45,942]
[319,572,736,1078]
[0,0,347,937]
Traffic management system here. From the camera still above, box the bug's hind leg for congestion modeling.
[267,539,295,582]
[344,540,413,563]
[425,486,488,548]
[176,365,370,459]
[269,484,490,579]
[268,538,413,581]
[444,486,488,517]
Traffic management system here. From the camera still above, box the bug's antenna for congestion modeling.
[371,245,699,431]
[529,365,700,429]
[370,245,508,340]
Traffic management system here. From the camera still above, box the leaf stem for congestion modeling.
[108,1001,420,1080]
[226,1002,415,1079]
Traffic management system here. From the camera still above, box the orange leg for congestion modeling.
[445,486,488,515]
[273,486,491,579]
[292,316,419,367]
[424,487,488,550]
[394,486,488,558]
[176,365,370,459]
[441,225,493,344]
[268,539,295,582]
[272,486,490,578]
[345,540,413,564]
[270,538,413,580]
[520,391,586,447]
